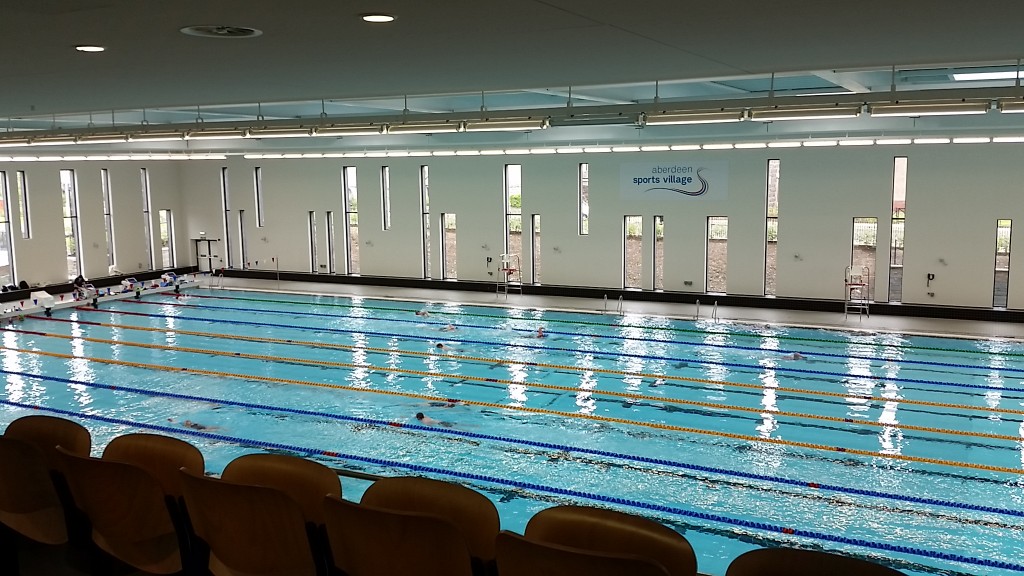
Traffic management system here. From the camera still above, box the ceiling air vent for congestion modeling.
[180,25,263,39]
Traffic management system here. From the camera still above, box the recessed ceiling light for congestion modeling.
[180,25,263,39]
[361,14,396,23]
[75,45,105,53]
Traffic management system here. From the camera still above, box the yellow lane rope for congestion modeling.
[13,328,1024,445]
[4,336,1024,475]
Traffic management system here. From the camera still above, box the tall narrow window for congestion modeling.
[0,172,13,287]
[59,170,82,279]
[765,159,780,295]
[578,163,590,235]
[624,215,642,289]
[442,213,457,279]
[326,211,336,274]
[420,165,431,278]
[158,209,175,268]
[531,214,541,284]
[101,169,115,267]
[504,164,522,269]
[141,168,154,270]
[381,166,391,231]
[889,157,908,302]
[707,216,728,293]
[254,167,265,227]
[220,167,232,268]
[994,220,1012,308]
[343,167,359,274]
[654,215,665,290]
[237,210,247,269]
[308,211,319,272]
[852,217,877,300]
[15,171,30,239]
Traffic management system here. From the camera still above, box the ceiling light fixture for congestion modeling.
[361,14,396,23]
[750,107,861,122]
[463,119,549,132]
[247,128,314,139]
[313,125,385,137]
[386,123,462,135]
[183,129,247,140]
[869,102,989,117]
[75,45,105,52]
[952,71,1021,81]
[998,100,1024,114]
[643,111,745,126]
[128,133,185,142]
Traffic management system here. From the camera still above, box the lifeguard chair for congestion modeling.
[844,265,870,318]
[496,253,521,299]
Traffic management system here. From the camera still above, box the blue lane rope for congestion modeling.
[1,367,1021,520]
[3,398,1021,573]
[148,297,1024,377]
[76,306,1024,395]
[186,291,1024,360]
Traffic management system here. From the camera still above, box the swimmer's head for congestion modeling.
[436,343,444,349]
[415,412,425,420]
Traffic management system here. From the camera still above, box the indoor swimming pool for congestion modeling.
[1,288,1023,576]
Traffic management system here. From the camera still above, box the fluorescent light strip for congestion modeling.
[870,103,988,117]
[431,151,456,156]
[612,146,641,152]
[640,145,670,151]
[993,136,1024,143]
[912,138,951,144]
[529,148,556,154]
[953,71,1021,81]
[583,147,612,153]
[751,107,861,121]
[455,150,480,156]
[479,150,505,155]
[701,143,733,150]
[838,139,874,146]
[644,111,744,126]
[951,137,990,144]
[875,139,912,145]
[504,149,531,155]
[670,144,701,151]
[556,147,584,154]
[734,143,766,149]
[802,140,837,147]
[767,142,801,148]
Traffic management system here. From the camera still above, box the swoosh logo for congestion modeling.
[644,168,709,196]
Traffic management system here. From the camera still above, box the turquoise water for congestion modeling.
[2,288,1024,576]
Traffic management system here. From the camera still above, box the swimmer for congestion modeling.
[415,412,454,428]
[435,342,458,352]
[427,399,463,408]
[535,327,546,339]
[415,310,430,317]
[168,418,219,431]
[781,352,806,361]
[440,324,457,332]
[650,378,665,387]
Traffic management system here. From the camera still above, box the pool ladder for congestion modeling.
[602,294,625,315]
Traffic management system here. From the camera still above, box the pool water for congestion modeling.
[2,288,1024,576]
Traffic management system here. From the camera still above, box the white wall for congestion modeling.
[4,142,1024,311]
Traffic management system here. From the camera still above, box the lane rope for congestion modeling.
[33,316,1024,420]
[185,291,1024,359]
[4,399,1021,573]
[72,306,1024,396]
[3,340,1022,475]
[3,366,1022,521]
[145,296,1024,376]
[12,326,1023,446]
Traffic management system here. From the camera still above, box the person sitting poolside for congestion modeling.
[415,412,454,428]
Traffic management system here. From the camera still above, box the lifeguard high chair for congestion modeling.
[844,265,870,318]
[496,253,522,299]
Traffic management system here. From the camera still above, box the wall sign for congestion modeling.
[620,161,728,200]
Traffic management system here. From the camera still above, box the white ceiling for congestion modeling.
[6,0,1024,152]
